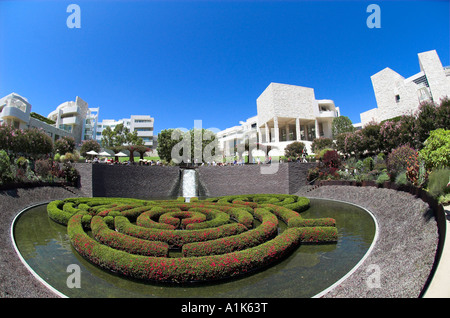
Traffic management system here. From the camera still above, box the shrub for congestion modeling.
[34,159,52,179]
[419,129,450,170]
[361,121,382,155]
[387,145,418,178]
[312,137,333,153]
[427,168,450,199]
[62,162,80,185]
[395,171,410,186]
[54,195,336,284]
[0,150,13,184]
[376,172,390,185]
[80,139,101,157]
[344,130,365,158]
[284,141,306,159]
[54,136,76,156]
[362,157,374,172]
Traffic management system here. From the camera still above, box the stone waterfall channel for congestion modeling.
[181,169,198,201]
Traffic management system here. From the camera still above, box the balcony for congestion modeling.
[60,116,80,126]
[317,110,336,118]
[61,105,81,116]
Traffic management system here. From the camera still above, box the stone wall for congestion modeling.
[75,162,316,199]
[197,162,316,197]
[76,164,181,199]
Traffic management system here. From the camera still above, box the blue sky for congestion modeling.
[1,0,449,134]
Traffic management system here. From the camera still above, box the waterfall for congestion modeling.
[182,169,197,201]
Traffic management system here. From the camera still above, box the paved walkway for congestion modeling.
[423,205,450,298]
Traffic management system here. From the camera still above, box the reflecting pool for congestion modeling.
[12,198,376,298]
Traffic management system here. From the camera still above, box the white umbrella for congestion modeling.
[86,150,99,156]
[98,151,111,156]
[114,151,127,157]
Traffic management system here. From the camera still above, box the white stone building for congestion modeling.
[0,93,73,142]
[217,82,340,158]
[96,115,154,147]
[360,50,450,126]
[47,96,99,145]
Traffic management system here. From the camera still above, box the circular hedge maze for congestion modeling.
[47,194,338,284]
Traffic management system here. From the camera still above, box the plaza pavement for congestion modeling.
[422,205,450,298]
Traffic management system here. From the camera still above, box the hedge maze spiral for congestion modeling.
[47,194,337,283]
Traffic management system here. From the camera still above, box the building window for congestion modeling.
[417,87,431,102]
[395,95,400,103]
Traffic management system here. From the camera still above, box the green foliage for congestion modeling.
[0,150,13,184]
[395,171,410,186]
[332,116,355,137]
[311,137,333,153]
[50,195,336,283]
[157,128,218,164]
[363,157,374,172]
[101,123,144,148]
[361,121,382,155]
[387,145,418,178]
[427,168,450,199]
[54,136,76,155]
[284,141,306,158]
[62,162,80,185]
[419,129,450,170]
[80,139,101,157]
[30,112,55,125]
[376,172,390,185]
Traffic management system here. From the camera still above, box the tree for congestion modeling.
[332,116,355,137]
[101,126,115,147]
[360,121,382,156]
[157,129,182,163]
[101,123,145,155]
[284,141,306,159]
[419,129,450,170]
[80,139,101,157]
[157,128,218,164]
[311,137,333,153]
[54,136,76,155]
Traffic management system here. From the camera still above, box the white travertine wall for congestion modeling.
[360,50,450,126]
[370,67,420,122]
[257,83,316,125]
[419,50,450,103]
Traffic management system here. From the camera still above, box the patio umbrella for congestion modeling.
[114,151,128,162]
[86,150,99,156]
[98,151,111,156]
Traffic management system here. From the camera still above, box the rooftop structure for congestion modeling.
[217,82,340,157]
[47,96,99,145]
[96,115,154,147]
[360,50,450,126]
[0,93,73,142]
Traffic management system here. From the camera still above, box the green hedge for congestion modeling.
[68,213,305,283]
[115,216,247,248]
[182,208,278,257]
[91,216,168,257]
[53,194,337,284]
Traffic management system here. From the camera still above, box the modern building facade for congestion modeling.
[47,96,99,145]
[96,115,154,147]
[217,82,340,157]
[360,50,450,126]
[0,93,73,142]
